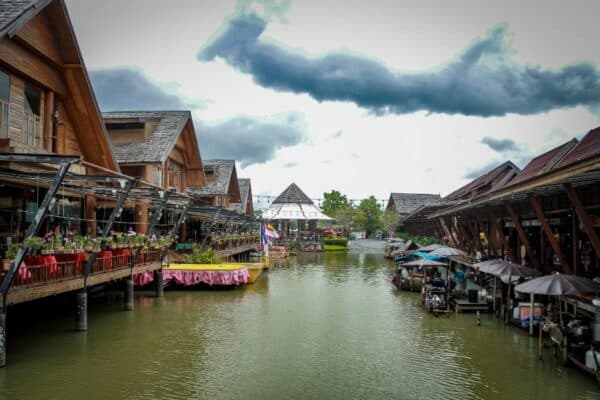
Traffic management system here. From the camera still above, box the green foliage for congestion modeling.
[185,245,222,264]
[323,237,348,247]
[23,237,43,250]
[321,190,352,218]
[323,244,348,251]
[288,241,301,250]
[381,209,401,233]
[395,231,441,246]
[354,196,383,238]
[5,243,20,259]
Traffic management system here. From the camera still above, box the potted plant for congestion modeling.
[52,235,64,253]
[41,238,54,255]
[3,243,20,271]
[84,237,94,252]
[23,237,43,255]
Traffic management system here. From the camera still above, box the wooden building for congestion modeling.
[0,0,122,239]
[402,127,600,277]
[103,111,206,232]
[187,159,241,208]
[229,178,254,216]
[386,192,441,219]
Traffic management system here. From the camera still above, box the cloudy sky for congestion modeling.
[67,0,600,202]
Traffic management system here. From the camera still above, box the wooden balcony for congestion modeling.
[1,250,163,307]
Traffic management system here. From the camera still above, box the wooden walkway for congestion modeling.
[2,261,161,307]
[216,243,256,258]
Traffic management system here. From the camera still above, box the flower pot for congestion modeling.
[3,259,12,271]
[41,249,54,255]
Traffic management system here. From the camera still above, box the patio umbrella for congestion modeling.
[474,259,540,282]
[515,273,599,342]
[514,273,598,296]
[428,246,466,257]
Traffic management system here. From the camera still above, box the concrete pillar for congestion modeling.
[124,278,134,311]
[154,270,164,298]
[0,311,6,367]
[75,290,88,331]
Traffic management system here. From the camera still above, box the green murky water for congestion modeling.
[1,243,599,399]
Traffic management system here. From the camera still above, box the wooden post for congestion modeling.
[573,213,578,276]
[530,293,534,336]
[491,213,514,260]
[43,91,54,152]
[529,195,571,274]
[124,278,134,311]
[564,184,600,267]
[439,218,458,248]
[504,201,540,270]
[0,311,5,367]
[76,290,87,331]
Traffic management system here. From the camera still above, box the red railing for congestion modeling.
[9,249,163,288]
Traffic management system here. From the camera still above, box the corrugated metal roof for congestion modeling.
[444,161,520,201]
[509,139,578,185]
[388,192,441,215]
[556,127,600,168]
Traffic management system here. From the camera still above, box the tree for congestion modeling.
[321,190,351,217]
[354,196,383,238]
[381,209,400,235]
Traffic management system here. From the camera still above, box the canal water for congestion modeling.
[1,241,600,400]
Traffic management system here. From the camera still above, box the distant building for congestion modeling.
[386,193,441,219]
[187,159,241,208]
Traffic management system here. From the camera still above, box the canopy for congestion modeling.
[474,259,540,282]
[419,244,444,252]
[514,273,599,296]
[400,258,447,268]
[428,247,466,257]
[262,202,332,221]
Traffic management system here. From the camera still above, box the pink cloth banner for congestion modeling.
[133,271,154,286]
[163,268,249,286]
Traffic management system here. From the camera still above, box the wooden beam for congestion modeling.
[564,183,600,264]
[439,218,458,248]
[504,201,541,270]
[529,195,571,273]
[490,212,514,260]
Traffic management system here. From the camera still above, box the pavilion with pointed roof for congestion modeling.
[262,183,332,240]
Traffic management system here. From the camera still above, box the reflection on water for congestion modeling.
[0,249,599,400]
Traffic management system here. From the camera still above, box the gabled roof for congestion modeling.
[556,127,600,169]
[388,192,441,215]
[228,178,251,214]
[273,183,313,204]
[509,139,578,185]
[188,159,235,196]
[0,0,119,170]
[0,0,50,37]
[444,161,520,201]
[103,111,191,164]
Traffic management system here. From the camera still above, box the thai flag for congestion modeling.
[260,224,269,245]
[265,224,280,240]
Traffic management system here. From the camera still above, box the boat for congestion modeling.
[244,262,266,283]
[268,245,289,259]
[392,264,424,292]
[423,279,448,316]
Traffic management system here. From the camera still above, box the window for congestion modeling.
[0,71,9,138]
[23,83,41,147]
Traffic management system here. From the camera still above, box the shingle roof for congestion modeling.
[445,161,520,201]
[509,139,578,185]
[103,111,190,163]
[388,193,441,215]
[188,159,234,196]
[228,179,251,214]
[273,183,313,204]
[556,127,600,169]
[0,0,50,37]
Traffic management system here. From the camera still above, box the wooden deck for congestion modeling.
[452,298,490,312]
[2,261,162,307]
[216,243,256,258]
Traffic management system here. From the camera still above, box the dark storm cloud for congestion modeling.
[197,113,305,168]
[90,68,187,111]
[199,14,600,117]
[481,137,518,152]
[90,67,305,167]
